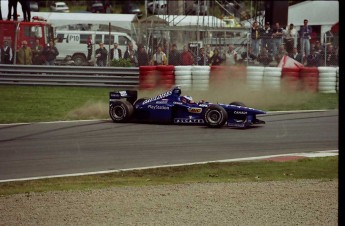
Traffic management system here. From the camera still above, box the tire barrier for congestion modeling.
[192,65,210,91]
[263,67,282,91]
[174,66,192,90]
[300,67,319,93]
[139,66,158,90]
[157,65,175,90]
[246,66,264,91]
[137,64,339,93]
[336,67,339,93]
[318,67,337,93]
[281,67,301,92]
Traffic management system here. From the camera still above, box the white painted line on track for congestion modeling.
[0,150,338,183]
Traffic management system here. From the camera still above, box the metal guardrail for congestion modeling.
[0,65,140,88]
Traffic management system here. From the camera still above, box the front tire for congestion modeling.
[204,105,228,128]
[109,100,134,123]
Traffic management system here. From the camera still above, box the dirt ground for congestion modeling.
[0,179,338,226]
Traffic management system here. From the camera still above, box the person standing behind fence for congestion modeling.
[32,39,43,65]
[251,21,261,56]
[197,47,209,65]
[284,23,297,55]
[110,42,122,61]
[209,48,223,66]
[152,46,167,65]
[124,42,138,66]
[271,22,283,57]
[17,40,32,65]
[1,41,13,64]
[137,45,149,66]
[168,44,180,66]
[289,47,303,63]
[224,44,237,66]
[42,40,59,65]
[95,42,108,67]
[180,45,194,65]
[87,35,93,61]
[299,19,312,58]
[261,22,272,55]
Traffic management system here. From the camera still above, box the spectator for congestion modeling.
[110,42,122,61]
[321,44,338,66]
[42,40,59,65]
[168,43,180,66]
[95,42,108,66]
[19,0,30,21]
[313,40,322,54]
[137,45,149,66]
[7,0,18,20]
[251,21,261,56]
[1,41,13,64]
[124,42,138,66]
[257,47,272,66]
[240,46,257,65]
[224,44,237,66]
[271,22,284,57]
[17,40,32,65]
[209,48,223,66]
[32,39,43,65]
[274,44,288,64]
[197,47,209,65]
[261,21,273,55]
[306,49,321,67]
[299,19,312,57]
[205,45,214,59]
[289,47,303,63]
[87,35,93,61]
[152,46,167,65]
[180,45,194,65]
[284,23,298,54]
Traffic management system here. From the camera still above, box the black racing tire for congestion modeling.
[133,98,148,109]
[229,101,246,107]
[204,105,228,128]
[109,100,134,123]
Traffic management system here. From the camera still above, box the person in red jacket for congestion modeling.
[180,45,194,65]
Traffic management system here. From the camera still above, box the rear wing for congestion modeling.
[109,90,137,104]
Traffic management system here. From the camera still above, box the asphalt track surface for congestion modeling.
[0,110,338,181]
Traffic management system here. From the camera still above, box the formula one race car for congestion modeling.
[109,86,266,128]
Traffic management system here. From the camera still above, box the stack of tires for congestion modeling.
[281,67,301,92]
[300,67,319,92]
[139,66,158,90]
[174,66,192,90]
[318,67,337,93]
[336,67,339,93]
[157,65,175,89]
[263,67,282,91]
[192,65,210,91]
[246,66,264,91]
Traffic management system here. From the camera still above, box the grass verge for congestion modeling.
[0,156,338,196]
[0,85,339,124]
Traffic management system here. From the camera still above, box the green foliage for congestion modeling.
[0,156,338,195]
[109,58,133,67]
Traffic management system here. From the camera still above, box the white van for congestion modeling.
[55,30,137,65]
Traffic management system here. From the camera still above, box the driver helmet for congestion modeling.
[180,95,195,104]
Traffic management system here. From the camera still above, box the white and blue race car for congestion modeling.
[109,86,266,128]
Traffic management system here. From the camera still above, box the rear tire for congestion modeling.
[109,100,134,123]
[204,105,228,128]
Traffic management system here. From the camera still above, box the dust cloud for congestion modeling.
[66,100,108,120]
